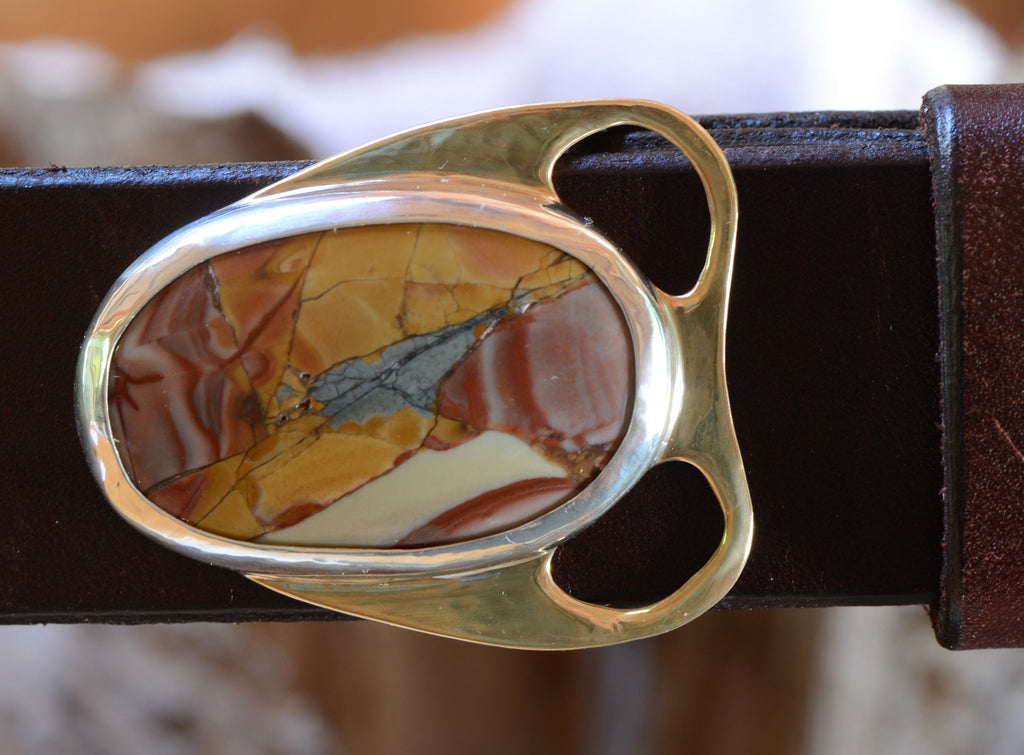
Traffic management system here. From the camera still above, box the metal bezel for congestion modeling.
[78,175,674,578]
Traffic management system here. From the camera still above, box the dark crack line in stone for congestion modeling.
[241,298,305,418]
[144,452,245,502]
[299,227,419,306]
[203,262,272,443]
[276,232,325,405]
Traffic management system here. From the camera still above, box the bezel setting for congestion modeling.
[77,101,752,649]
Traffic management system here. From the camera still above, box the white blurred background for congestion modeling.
[2,1,1023,752]
[0,0,1016,167]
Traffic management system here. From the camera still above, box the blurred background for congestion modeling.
[0,0,1019,167]
[3,0,1024,752]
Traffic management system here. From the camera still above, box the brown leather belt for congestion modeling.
[2,84,1019,648]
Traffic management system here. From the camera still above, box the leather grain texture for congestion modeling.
[0,112,943,623]
[925,84,1024,649]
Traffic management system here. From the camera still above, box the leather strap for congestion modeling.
[1,110,943,624]
[925,84,1024,649]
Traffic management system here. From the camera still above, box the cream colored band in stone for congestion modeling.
[258,431,566,547]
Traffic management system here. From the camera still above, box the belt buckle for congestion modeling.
[76,101,752,648]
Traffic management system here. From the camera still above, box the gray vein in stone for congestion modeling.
[307,293,528,427]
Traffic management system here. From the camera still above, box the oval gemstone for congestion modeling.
[107,223,633,547]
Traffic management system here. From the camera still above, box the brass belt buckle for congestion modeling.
[77,101,752,648]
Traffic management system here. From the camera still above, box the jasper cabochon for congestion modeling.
[108,223,633,547]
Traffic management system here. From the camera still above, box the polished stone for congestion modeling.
[108,223,633,547]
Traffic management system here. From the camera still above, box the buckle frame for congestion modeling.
[77,101,751,649]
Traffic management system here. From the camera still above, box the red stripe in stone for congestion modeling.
[397,476,578,546]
